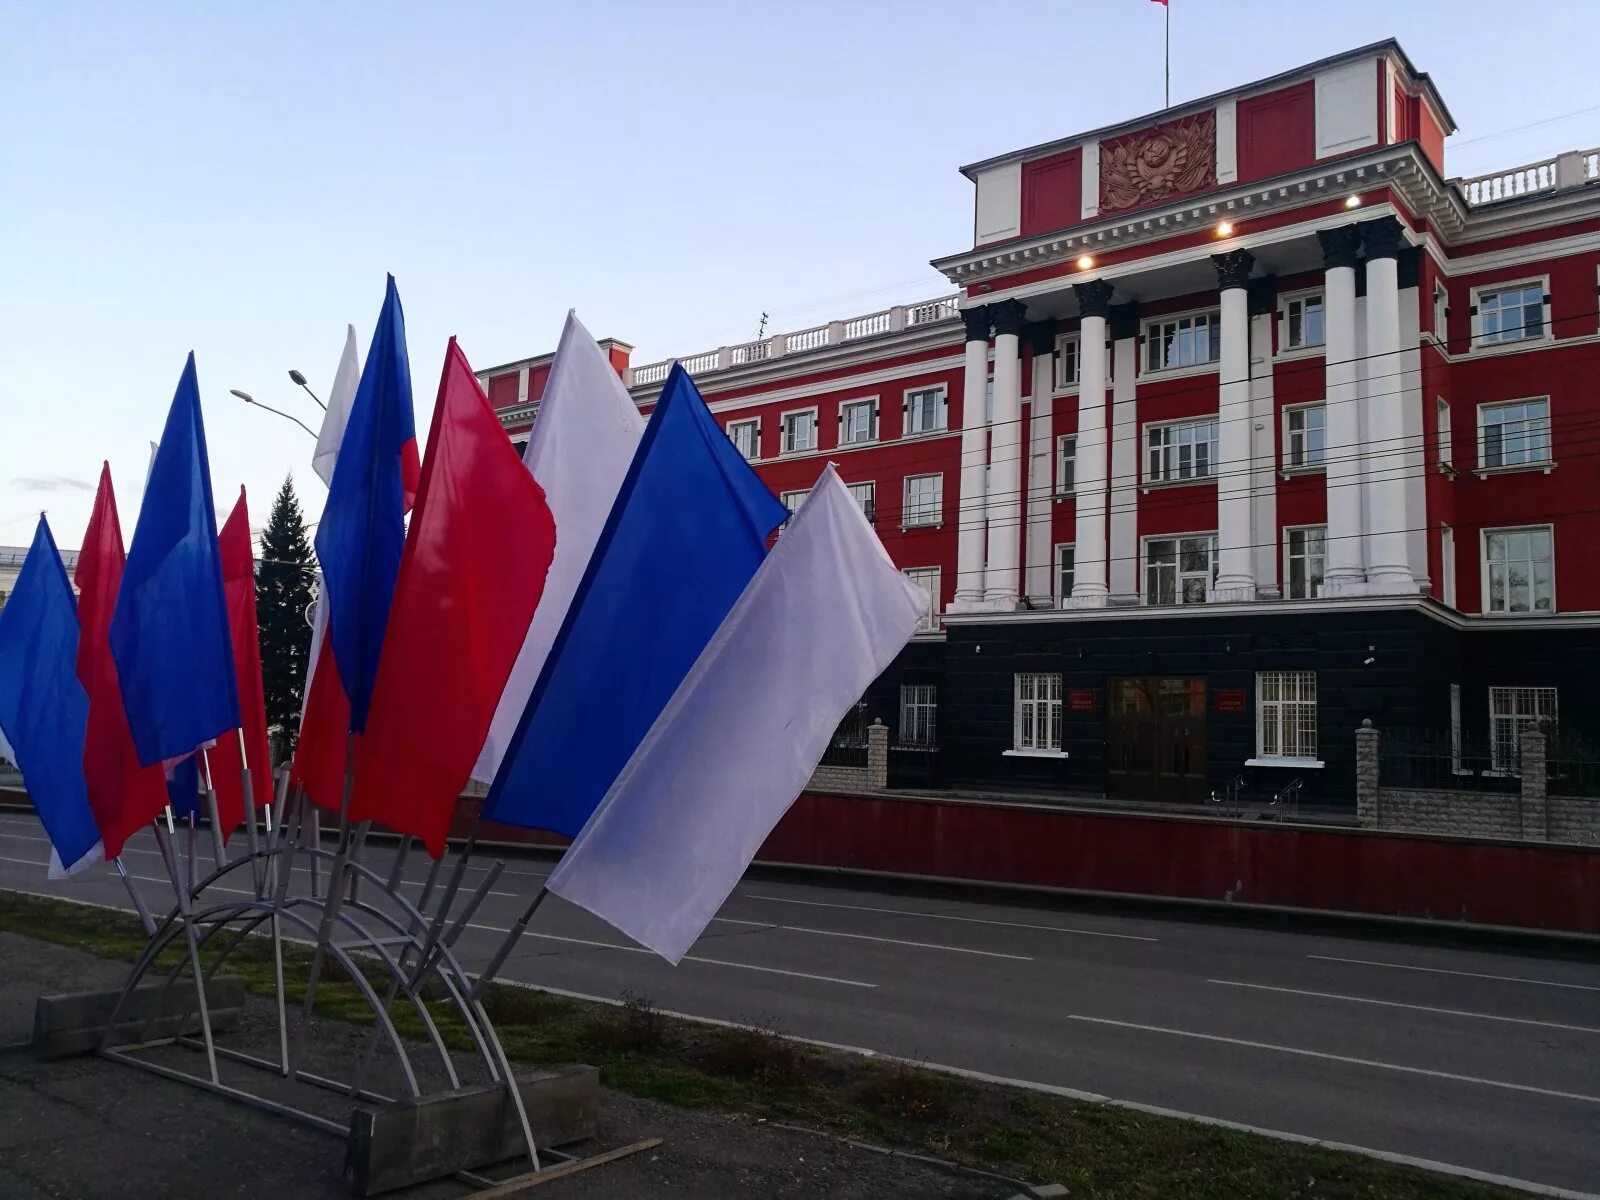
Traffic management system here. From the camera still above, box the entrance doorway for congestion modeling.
[1106,677,1208,804]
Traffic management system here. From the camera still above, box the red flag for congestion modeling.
[74,463,168,858]
[350,338,556,857]
[208,489,272,840]
[289,625,352,812]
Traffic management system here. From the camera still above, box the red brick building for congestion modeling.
[480,41,1600,809]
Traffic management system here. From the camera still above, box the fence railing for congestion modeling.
[624,293,961,389]
[1548,730,1600,798]
[818,703,869,769]
[1378,728,1522,793]
[1455,146,1600,207]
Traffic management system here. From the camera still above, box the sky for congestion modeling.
[3,0,1598,552]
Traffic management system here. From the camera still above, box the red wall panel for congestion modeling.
[1235,82,1315,183]
[487,373,520,411]
[1418,102,1446,173]
[1020,148,1083,238]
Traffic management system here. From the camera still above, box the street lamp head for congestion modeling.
[288,369,308,386]
[229,389,255,403]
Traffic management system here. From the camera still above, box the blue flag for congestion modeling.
[166,755,202,819]
[0,518,101,869]
[110,353,240,765]
[314,275,419,733]
[485,364,788,836]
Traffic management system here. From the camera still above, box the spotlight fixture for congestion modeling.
[1076,254,1094,270]
[1345,194,1362,209]
[1216,221,1233,236]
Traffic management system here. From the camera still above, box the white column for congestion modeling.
[952,306,990,609]
[1069,280,1113,606]
[1362,219,1419,594]
[1247,282,1280,597]
[985,300,1026,608]
[1107,308,1140,602]
[1319,226,1366,596]
[1024,323,1057,607]
[1396,248,1430,591]
[1211,251,1255,602]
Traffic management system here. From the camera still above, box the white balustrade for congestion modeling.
[785,325,830,353]
[1457,158,1558,206]
[678,350,720,375]
[843,311,891,339]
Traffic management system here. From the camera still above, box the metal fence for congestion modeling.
[887,745,943,790]
[818,703,868,769]
[1379,728,1522,793]
[1548,730,1600,798]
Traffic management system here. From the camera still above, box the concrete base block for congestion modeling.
[346,1064,599,1196]
[34,977,247,1058]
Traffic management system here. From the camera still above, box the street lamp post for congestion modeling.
[287,369,326,411]
[229,389,318,440]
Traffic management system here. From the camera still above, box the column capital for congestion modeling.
[1395,245,1422,289]
[1211,249,1256,291]
[1246,276,1277,317]
[1024,319,1058,356]
[1317,225,1362,271]
[960,304,991,343]
[1359,215,1407,261]
[990,298,1029,339]
[1109,301,1141,341]
[1073,279,1115,320]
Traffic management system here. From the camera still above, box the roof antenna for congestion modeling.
[757,312,770,338]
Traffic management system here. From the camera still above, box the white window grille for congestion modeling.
[1284,404,1326,468]
[903,473,943,527]
[899,684,937,747]
[1014,673,1062,752]
[1257,671,1318,760]
[1479,398,1551,468]
[1285,526,1326,599]
[1282,293,1325,350]
[1489,686,1557,771]
[1054,544,1075,606]
[1055,335,1080,389]
[1145,310,1221,371]
[1435,397,1451,469]
[839,399,877,445]
[1482,526,1554,613]
[1146,418,1219,483]
[780,408,817,454]
[1144,534,1217,605]
[902,567,941,632]
[846,481,876,523]
[1473,282,1545,345]
[727,418,759,461]
[1056,435,1077,494]
[905,385,947,434]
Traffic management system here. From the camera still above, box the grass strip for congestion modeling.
[0,889,1528,1200]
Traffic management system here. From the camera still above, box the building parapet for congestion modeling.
[1452,146,1600,207]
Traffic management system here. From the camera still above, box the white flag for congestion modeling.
[546,465,925,963]
[311,324,360,488]
[471,312,645,782]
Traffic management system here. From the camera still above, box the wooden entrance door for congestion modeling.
[1105,677,1208,804]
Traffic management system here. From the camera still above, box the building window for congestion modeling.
[1433,281,1449,343]
[899,684,937,747]
[846,481,876,524]
[1478,398,1551,469]
[1283,404,1326,469]
[1054,543,1075,605]
[1013,673,1062,753]
[1473,281,1546,346]
[839,399,877,445]
[1056,435,1077,494]
[778,489,807,533]
[905,385,947,434]
[1440,524,1457,608]
[1450,683,1463,772]
[1145,311,1221,372]
[1285,526,1326,599]
[1054,335,1080,389]
[1482,526,1554,614]
[1281,293,1325,350]
[1435,398,1451,469]
[509,438,529,460]
[902,567,940,632]
[1489,686,1557,771]
[727,418,759,461]
[1145,534,1217,605]
[1257,671,1318,762]
[1146,417,1219,483]
[902,473,943,528]
[780,408,817,455]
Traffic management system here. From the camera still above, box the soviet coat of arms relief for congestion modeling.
[1098,110,1218,214]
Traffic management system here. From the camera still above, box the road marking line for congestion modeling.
[459,921,877,989]
[1209,978,1600,1035]
[709,916,1033,960]
[1063,1014,1600,1105]
[737,891,1157,941]
[1308,954,1600,993]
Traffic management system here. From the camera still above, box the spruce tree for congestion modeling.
[256,474,315,761]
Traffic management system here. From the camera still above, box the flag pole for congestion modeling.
[472,885,549,1000]
[152,819,220,1084]
[114,857,157,937]
[200,748,227,872]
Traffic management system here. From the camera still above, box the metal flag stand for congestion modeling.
[88,766,613,1193]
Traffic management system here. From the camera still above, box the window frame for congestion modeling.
[1475,396,1552,473]
[902,472,944,529]
[1053,334,1081,392]
[727,417,761,462]
[898,684,938,747]
[779,406,819,455]
[1488,686,1558,773]
[1281,402,1327,473]
[1144,416,1220,486]
[901,566,941,633]
[1054,542,1076,607]
[1250,670,1322,767]
[1055,434,1077,495]
[845,480,876,525]
[1434,397,1452,473]
[1433,280,1449,344]
[837,397,879,447]
[1277,289,1326,355]
[1440,523,1457,608]
[1010,672,1065,756]
[1468,277,1551,350]
[1480,524,1556,615]
[903,383,949,435]
[1283,524,1327,600]
[1142,532,1218,606]
[1141,307,1222,375]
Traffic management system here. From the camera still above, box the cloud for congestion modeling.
[12,475,95,493]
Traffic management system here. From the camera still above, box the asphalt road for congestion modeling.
[2,812,1597,1195]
